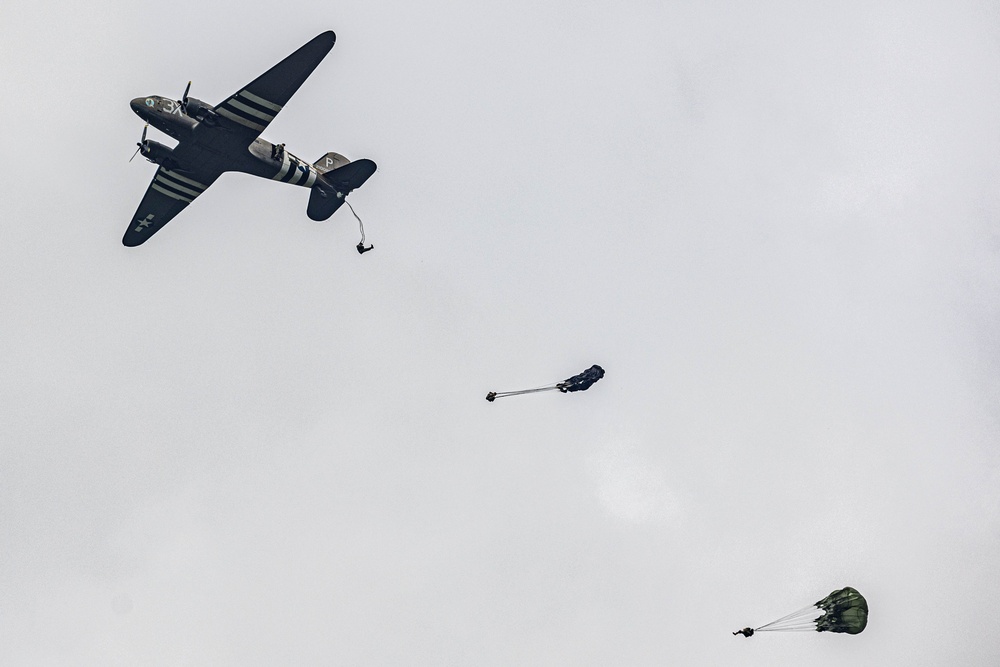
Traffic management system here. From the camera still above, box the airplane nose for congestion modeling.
[130,98,148,116]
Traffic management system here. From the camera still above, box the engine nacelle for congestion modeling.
[141,141,179,169]
[184,97,219,124]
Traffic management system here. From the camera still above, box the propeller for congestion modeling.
[129,124,148,162]
[179,81,192,113]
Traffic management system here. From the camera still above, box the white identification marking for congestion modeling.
[286,163,302,186]
[162,100,183,116]
[155,174,201,198]
[272,151,291,181]
[228,99,274,122]
[150,183,192,202]
[162,169,207,190]
[216,107,266,131]
[325,157,334,168]
[238,90,282,112]
[134,213,155,232]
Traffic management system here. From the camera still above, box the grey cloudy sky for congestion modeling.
[3,1,1000,664]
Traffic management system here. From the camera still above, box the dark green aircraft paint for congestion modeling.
[125,31,376,246]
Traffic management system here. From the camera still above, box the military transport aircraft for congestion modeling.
[124,30,376,246]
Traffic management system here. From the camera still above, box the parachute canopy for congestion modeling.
[559,365,605,393]
[743,586,868,636]
[486,364,605,402]
[815,587,868,634]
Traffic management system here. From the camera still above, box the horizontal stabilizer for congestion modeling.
[307,158,377,221]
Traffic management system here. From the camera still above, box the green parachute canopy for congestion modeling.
[486,365,605,402]
[739,587,868,636]
[815,587,868,634]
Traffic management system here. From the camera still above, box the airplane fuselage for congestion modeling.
[130,95,321,188]
[123,31,377,246]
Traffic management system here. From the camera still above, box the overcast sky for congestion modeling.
[3,1,1000,664]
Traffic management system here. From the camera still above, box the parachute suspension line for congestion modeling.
[344,198,373,254]
[758,626,820,632]
[756,613,822,632]
[490,386,561,398]
[755,604,821,632]
[757,603,817,628]
[486,385,562,401]
[485,367,603,402]
[743,587,868,638]
[344,199,365,245]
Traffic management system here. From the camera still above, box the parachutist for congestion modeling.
[749,587,867,636]
[356,242,374,254]
[485,365,605,401]
[733,628,754,638]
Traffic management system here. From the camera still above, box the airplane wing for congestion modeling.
[122,166,222,246]
[213,31,336,144]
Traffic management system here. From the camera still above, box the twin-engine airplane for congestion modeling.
[125,30,376,246]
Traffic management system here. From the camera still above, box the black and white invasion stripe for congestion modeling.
[216,89,282,132]
[271,152,317,188]
[151,169,209,203]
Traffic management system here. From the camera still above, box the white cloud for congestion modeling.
[587,437,681,526]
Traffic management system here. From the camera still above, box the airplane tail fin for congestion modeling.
[307,157,377,221]
[313,152,351,174]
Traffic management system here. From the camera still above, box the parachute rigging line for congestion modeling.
[344,199,373,254]
[485,365,605,402]
[755,604,820,632]
[486,385,562,401]
[746,587,868,636]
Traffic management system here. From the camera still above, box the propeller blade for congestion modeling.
[130,124,149,163]
[181,80,191,107]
